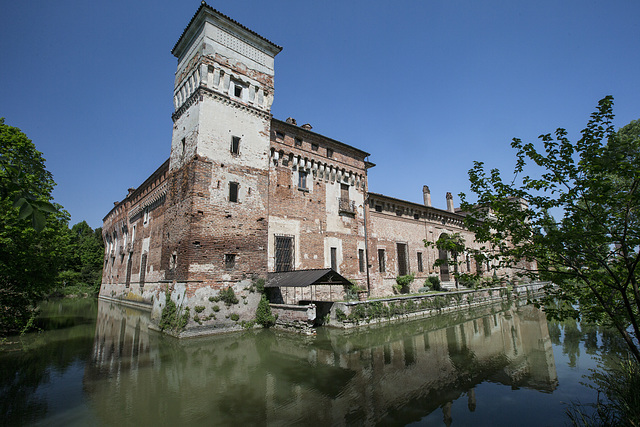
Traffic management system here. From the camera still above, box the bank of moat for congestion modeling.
[100,3,535,335]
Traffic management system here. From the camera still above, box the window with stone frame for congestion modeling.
[358,249,365,273]
[417,252,424,272]
[225,254,236,270]
[298,170,308,190]
[275,235,294,272]
[330,247,337,271]
[378,248,386,273]
[230,136,240,155]
[229,182,239,202]
[294,137,302,147]
[397,243,408,276]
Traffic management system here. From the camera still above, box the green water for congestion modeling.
[0,298,618,426]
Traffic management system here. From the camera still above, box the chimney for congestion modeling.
[446,192,455,212]
[423,185,431,207]
[285,117,297,125]
[301,123,312,130]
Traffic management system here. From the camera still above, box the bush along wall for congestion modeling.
[329,283,546,328]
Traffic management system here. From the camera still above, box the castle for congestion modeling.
[100,3,513,331]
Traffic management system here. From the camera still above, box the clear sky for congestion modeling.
[1,1,638,229]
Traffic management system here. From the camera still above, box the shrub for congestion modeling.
[344,280,364,301]
[230,313,239,321]
[335,308,347,322]
[394,274,415,294]
[427,276,441,291]
[255,294,275,328]
[254,278,265,294]
[219,287,239,306]
[194,305,205,313]
[159,293,190,332]
[212,305,220,312]
[418,286,430,293]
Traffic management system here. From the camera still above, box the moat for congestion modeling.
[1,298,614,425]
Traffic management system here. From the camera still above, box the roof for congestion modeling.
[272,118,371,158]
[172,2,282,57]
[368,191,462,218]
[265,269,352,288]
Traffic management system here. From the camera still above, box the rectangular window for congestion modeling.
[417,252,424,272]
[298,171,308,190]
[330,247,337,271]
[375,205,382,212]
[125,253,132,287]
[276,131,285,141]
[225,254,236,270]
[358,249,365,273]
[139,253,147,285]
[327,148,334,158]
[311,143,318,151]
[233,82,243,98]
[230,136,240,155]
[397,243,408,276]
[275,235,294,272]
[229,182,239,203]
[294,137,302,147]
[378,249,386,273]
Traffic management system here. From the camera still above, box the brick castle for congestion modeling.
[100,3,519,332]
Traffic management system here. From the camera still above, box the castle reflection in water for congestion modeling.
[85,300,557,425]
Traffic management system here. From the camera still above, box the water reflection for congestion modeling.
[83,301,559,425]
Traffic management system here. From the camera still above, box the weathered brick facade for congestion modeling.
[100,3,526,333]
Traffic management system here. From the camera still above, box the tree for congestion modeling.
[0,118,68,335]
[459,96,640,363]
[57,221,104,294]
[426,233,466,289]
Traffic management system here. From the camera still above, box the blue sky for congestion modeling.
[1,1,638,229]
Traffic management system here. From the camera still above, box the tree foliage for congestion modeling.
[459,97,640,363]
[0,118,69,335]
[56,221,104,294]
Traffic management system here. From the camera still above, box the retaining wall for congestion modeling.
[329,282,547,329]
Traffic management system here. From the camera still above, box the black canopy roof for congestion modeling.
[265,269,352,288]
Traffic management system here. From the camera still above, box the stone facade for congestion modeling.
[100,3,526,334]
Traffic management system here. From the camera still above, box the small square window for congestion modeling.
[311,143,318,151]
[295,138,302,147]
[234,84,243,98]
[276,131,285,141]
[413,213,420,220]
[231,136,240,155]
[375,205,382,212]
[229,182,239,203]
[225,254,236,270]
[327,148,333,158]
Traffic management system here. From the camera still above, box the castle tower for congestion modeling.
[164,3,282,289]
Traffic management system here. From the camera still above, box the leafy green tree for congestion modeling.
[0,118,68,335]
[459,96,640,363]
[57,221,104,294]
[426,233,466,289]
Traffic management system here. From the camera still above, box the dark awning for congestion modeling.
[265,269,352,288]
